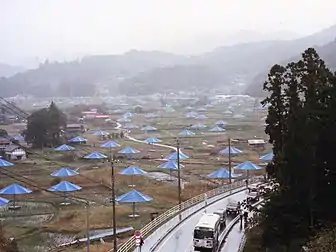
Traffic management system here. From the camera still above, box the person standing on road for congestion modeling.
[139,237,144,252]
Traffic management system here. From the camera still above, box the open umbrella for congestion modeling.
[209,126,225,132]
[119,165,147,187]
[141,125,157,131]
[144,136,162,144]
[234,161,261,170]
[218,146,243,155]
[215,120,227,125]
[12,134,25,141]
[0,183,32,209]
[166,150,189,160]
[117,118,131,123]
[0,197,9,206]
[93,130,109,136]
[100,141,120,148]
[197,114,207,119]
[84,152,107,159]
[179,129,195,137]
[54,144,75,151]
[207,167,241,182]
[48,181,82,205]
[259,152,274,162]
[123,123,138,129]
[118,146,140,159]
[0,158,14,167]
[158,160,184,180]
[190,123,207,130]
[116,189,152,217]
[51,167,79,177]
[68,136,87,143]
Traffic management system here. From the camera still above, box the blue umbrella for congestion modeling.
[51,167,79,177]
[123,123,138,129]
[48,181,82,192]
[118,146,140,154]
[179,129,195,137]
[100,140,120,148]
[0,158,13,167]
[0,197,9,206]
[197,114,207,119]
[207,168,241,179]
[185,112,198,118]
[209,125,225,132]
[68,136,87,143]
[144,136,162,144]
[234,161,262,170]
[219,146,243,155]
[123,112,132,118]
[55,144,75,151]
[158,160,184,170]
[119,166,147,175]
[93,130,109,136]
[0,183,32,208]
[259,152,274,162]
[117,118,131,123]
[12,134,25,141]
[116,189,152,217]
[215,120,227,125]
[166,151,189,160]
[141,125,157,131]
[84,152,107,159]
[48,180,82,203]
[190,123,207,130]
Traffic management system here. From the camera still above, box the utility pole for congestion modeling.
[228,137,232,184]
[111,155,118,252]
[86,202,90,252]
[176,138,182,221]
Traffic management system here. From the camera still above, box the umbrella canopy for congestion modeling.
[145,113,157,118]
[141,125,157,131]
[190,123,207,129]
[0,183,32,195]
[84,152,107,159]
[54,144,75,151]
[0,158,14,167]
[100,140,120,148]
[119,166,147,175]
[118,146,140,154]
[93,130,109,136]
[0,197,9,206]
[48,181,82,192]
[144,136,162,144]
[123,123,138,129]
[158,160,184,170]
[123,112,132,118]
[197,114,207,119]
[209,125,225,132]
[166,151,189,160]
[179,129,195,137]
[12,134,25,141]
[207,168,241,179]
[116,189,152,203]
[68,136,87,143]
[51,167,79,177]
[259,152,274,162]
[215,120,227,125]
[185,112,198,118]
[218,146,243,155]
[117,118,131,123]
[234,161,262,170]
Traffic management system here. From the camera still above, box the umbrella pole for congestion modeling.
[176,138,182,222]
[228,137,232,185]
[86,201,90,252]
[111,157,118,252]
[13,194,16,209]
[132,202,135,217]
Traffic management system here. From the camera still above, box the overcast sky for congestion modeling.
[1,0,336,66]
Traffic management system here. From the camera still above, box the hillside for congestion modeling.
[0,63,24,78]
[1,25,336,97]
[245,39,336,97]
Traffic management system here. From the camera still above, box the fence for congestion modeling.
[238,234,247,252]
[115,177,261,252]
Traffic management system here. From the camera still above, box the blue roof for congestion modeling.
[207,168,241,179]
[55,144,75,151]
[259,152,274,162]
[118,146,140,154]
[0,183,32,195]
[119,166,147,175]
[84,152,108,159]
[158,160,184,170]
[51,167,79,177]
[48,180,82,192]
[234,161,262,170]
[100,140,120,148]
[116,189,152,203]
[166,151,189,160]
[0,158,14,167]
[218,146,243,155]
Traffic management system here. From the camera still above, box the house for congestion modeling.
[66,124,84,133]
[4,145,26,160]
[248,139,265,148]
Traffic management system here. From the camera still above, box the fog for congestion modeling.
[1,0,336,66]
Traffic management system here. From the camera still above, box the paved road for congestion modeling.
[152,189,249,252]
[221,221,245,252]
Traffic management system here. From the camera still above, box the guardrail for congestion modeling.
[115,177,261,252]
[237,235,247,252]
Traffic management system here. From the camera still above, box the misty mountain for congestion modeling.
[0,63,25,78]
[1,25,336,97]
[245,39,336,97]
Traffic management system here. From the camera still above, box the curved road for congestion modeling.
[151,189,249,252]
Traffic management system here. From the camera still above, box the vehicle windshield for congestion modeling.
[194,230,214,239]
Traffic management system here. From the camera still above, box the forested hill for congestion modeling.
[1,24,336,97]
[245,39,336,97]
